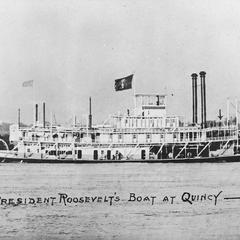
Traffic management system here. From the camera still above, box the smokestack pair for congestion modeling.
[191,71,207,128]
[35,102,46,128]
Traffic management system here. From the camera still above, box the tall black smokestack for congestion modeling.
[88,97,92,129]
[43,102,46,128]
[191,73,198,125]
[194,74,198,124]
[35,104,38,124]
[200,71,206,128]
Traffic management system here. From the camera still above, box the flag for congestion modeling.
[114,74,133,91]
[22,80,33,87]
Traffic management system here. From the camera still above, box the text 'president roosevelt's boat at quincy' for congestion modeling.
[1,71,240,163]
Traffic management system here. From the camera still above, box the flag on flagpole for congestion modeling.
[22,80,33,87]
[114,74,133,91]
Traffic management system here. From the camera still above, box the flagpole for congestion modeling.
[227,97,230,126]
[133,72,136,109]
[33,82,35,126]
[50,111,53,140]
[236,99,238,149]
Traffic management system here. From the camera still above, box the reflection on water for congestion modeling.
[0,162,240,239]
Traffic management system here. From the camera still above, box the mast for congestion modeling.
[133,74,136,109]
[35,104,38,126]
[74,115,77,127]
[18,108,20,128]
[88,97,92,129]
[43,102,46,128]
[50,111,53,140]
[236,99,239,148]
[227,98,230,126]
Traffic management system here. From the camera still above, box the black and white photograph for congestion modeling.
[1,0,240,239]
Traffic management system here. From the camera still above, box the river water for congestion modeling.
[0,162,240,239]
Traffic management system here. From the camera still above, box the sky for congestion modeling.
[1,0,240,125]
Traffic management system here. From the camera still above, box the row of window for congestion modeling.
[23,129,237,149]
[117,119,165,128]
[48,149,127,160]
[108,130,236,142]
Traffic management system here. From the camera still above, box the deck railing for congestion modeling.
[18,124,239,146]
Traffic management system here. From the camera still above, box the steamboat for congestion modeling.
[1,71,240,163]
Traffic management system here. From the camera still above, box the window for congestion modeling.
[194,132,197,140]
[77,150,82,159]
[146,134,151,142]
[141,149,146,160]
[189,132,192,140]
[132,134,137,143]
[180,132,184,141]
[93,150,98,160]
[107,150,111,160]
[118,134,123,142]
[206,131,211,138]
[109,134,113,142]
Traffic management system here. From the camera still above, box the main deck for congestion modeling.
[1,154,240,164]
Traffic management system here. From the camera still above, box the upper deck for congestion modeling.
[134,94,166,117]
[9,123,238,146]
[111,94,180,129]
